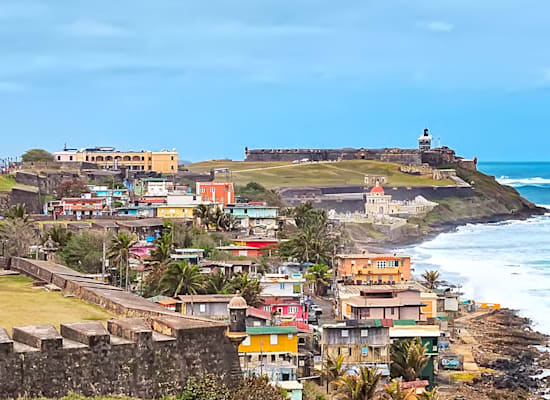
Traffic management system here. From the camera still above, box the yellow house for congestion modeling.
[421,292,438,319]
[239,326,298,354]
[156,205,195,219]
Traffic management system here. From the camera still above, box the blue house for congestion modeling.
[224,202,279,237]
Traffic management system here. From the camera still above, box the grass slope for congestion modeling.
[187,160,453,188]
[0,176,17,192]
[0,275,114,334]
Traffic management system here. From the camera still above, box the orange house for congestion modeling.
[196,181,235,206]
[336,253,411,283]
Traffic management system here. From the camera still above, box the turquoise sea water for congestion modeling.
[401,162,550,333]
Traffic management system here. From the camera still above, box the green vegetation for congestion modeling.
[58,231,105,274]
[235,181,284,206]
[390,337,430,382]
[0,275,114,333]
[409,166,541,234]
[0,204,35,257]
[305,264,331,296]
[21,148,54,162]
[0,175,17,191]
[187,160,453,188]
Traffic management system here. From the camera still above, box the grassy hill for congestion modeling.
[186,160,454,188]
[0,176,17,192]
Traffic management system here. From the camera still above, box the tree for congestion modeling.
[306,264,331,296]
[149,230,173,264]
[419,388,442,400]
[230,273,263,308]
[58,231,104,273]
[205,269,232,294]
[322,354,346,393]
[194,204,212,230]
[390,337,430,382]
[180,374,231,400]
[235,182,284,207]
[421,270,441,290]
[164,219,194,248]
[383,379,414,400]
[160,262,204,311]
[41,225,72,248]
[21,149,53,162]
[108,231,138,290]
[3,204,31,222]
[335,366,382,400]
[0,218,34,257]
[56,179,89,198]
[232,376,288,400]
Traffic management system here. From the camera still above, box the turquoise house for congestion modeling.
[224,202,279,237]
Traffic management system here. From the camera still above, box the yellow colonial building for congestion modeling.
[53,147,178,174]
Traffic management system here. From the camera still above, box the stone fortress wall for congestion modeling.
[0,258,241,399]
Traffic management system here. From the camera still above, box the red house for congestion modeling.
[261,296,308,323]
[196,181,234,206]
[216,245,263,258]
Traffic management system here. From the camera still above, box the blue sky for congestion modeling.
[1,0,549,162]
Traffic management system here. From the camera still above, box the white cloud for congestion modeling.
[61,20,128,37]
[419,21,455,33]
[0,81,25,92]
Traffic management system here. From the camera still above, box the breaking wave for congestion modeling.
[497,176,550,188]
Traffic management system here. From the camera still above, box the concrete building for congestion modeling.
[156,193,203,219]
[339,288,426,322]
[321,320,391,375]
[261,274,305,298]
[224,202,279,237]
[53,147,178,174]
[47,197,106,219]
[196,181,235,206]
[335,253,412,283]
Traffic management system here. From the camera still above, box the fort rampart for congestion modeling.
[0,258,241,399]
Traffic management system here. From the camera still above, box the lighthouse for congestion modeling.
[418,128,432,151]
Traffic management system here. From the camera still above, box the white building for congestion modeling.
[260,274,306,298]
[418,128,433,151]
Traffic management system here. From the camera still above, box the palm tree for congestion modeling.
[335,366,382,400]
[205,269,231,294]
[0,217,34,257]
[306,264,332,296]
[107,231,138,290]
[390,337,430,382]
[419,388,442,400]
[421,270,441,290]
[321,354,346,393]
[230,273,263,307]
[43,225,72,248]
[160,262,204,313]
[4,203,31,222]
[149,231,173,264]
[383,379,414,400]
[193,204,212,230]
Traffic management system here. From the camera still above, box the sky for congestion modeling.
[1,0,550,162]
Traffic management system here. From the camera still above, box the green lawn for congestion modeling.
[0,275,114,334]
[187,160,454,188]
[0,175,38,192]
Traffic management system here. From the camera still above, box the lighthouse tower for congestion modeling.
[418,128,433,151]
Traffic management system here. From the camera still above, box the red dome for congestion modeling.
[370,185,384,194]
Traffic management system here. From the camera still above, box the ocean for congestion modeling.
[400,162,550,334]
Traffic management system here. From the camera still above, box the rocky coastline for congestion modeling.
[440,309,550,399]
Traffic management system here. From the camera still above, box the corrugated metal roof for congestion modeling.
[246,326,298,335]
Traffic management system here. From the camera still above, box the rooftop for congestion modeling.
[336,253,410,259]
[246,326,298,335]
[337,281,428,296]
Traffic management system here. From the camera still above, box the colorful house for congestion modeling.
[156,193,203,219]
[261,296,308,323]
[224,202,279,237]
[321,320,392,374]
[238,326,299,381]
[196,181,234,206]
[261,274,305,298]
[88,185,129,206]
[47,197,106,219]
[340,288,426,322]
[216,245,263,258]
[335,253,411,283]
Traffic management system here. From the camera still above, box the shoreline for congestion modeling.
[439,308,550,399]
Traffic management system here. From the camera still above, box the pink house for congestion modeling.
[261,296,309,323]
[344,289,426,322]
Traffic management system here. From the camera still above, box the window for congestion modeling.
[57,156,61,160]
[348,348,352,356]
[199,304,206,313]
[211,187,215,193]
[378,275,383,282]
[201,188,205,193]
[270,334,278,345]
[361,347,368,356]
[288,306,298,314]
[242,336,250,346]
[171,156,174,161]
[376,261,386,268]
[171,165,174,170]
[279,283,286,290]
[391,307,395,315]
[69,156,73,161]
[361,329,369,337]
[388,260,399,267]
[341,330,349,338]
[271,355,276,362]
[288,334,294,339]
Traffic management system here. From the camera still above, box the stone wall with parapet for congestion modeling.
[1,258,241,398]
[0,317,240,399]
